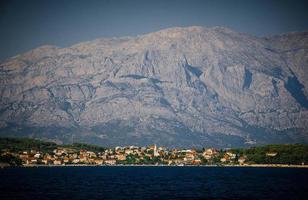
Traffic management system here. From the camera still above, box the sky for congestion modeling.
[0,0,308,61]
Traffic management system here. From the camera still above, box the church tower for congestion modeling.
[154,144,159,157]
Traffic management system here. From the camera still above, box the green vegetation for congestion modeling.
[0,137,57,153]
[0,137,105,154]
[232,144,308,165]
[65,143,106,153]
[0,154,22,166]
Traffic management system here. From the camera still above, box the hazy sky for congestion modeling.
[0,0,307,61]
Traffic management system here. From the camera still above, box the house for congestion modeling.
[140,147,146,152]
[19,153,29,160]
[41,159,49,165]
[220,154,230,163]
[115,147,124,154]
[148,145,156,150]
[125,149,133,155]
[72,159,80,164]
[180,149,193,154]
[184,154,195,162]
[94,159,104,165]
[34,153,41,158]
[266,152,278,157]
[86,151,97,158]
[203,154,212,160]
[158,146,166,151]
[168,160,173,165]
[238,156,246,165]
[79,155,88,163]
[26,157,38,165]
[193,159,202,165]
[116,154,126,161]
[63,157,70,164]
[203,148,218,160]
[104,159,116,165]
[53,160,62,165]
[226,152,236,159]
[53,148,67,156]
[45,154,53,160]
[115,146,123,151]
[173,159,185,166]
[71,153,78,159]
[87,158,95,164]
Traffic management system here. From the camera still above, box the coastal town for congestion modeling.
[1,138,307,167]
[1,144,247,166]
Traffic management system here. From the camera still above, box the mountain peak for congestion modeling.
[139,26,237,39]
[0,27,307,148]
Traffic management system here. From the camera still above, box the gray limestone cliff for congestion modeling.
[0,26,307,148]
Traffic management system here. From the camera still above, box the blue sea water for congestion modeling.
[0,166,307,200]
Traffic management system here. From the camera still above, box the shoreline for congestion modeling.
[7,164,308,168]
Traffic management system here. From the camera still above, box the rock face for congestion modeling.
[0,26,308,148]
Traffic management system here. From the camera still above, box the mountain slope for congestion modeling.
[0,26,307,148]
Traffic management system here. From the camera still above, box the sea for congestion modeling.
[0,166,307,200]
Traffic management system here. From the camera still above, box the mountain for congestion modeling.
[0,26,307,148]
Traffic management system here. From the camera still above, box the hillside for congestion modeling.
[0,26,307,148]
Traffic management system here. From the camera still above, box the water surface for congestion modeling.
[0,166,307,200]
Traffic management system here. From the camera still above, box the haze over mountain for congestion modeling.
[0,26,307,148]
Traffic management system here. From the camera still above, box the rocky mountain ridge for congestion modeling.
[0,26,307,147]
